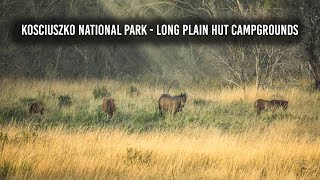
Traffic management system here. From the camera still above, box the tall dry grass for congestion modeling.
[1,121,320,179]
[1,78,318,109]
[0,78,318,103]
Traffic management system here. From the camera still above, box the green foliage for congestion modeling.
[0,106,27,123]
[121,110,160,132]
[259,110,296,124]
[93,87,111,99]
[262,0,277,9]
[58,95,72,107]
[306,81,320,92]
[72,110,102,126]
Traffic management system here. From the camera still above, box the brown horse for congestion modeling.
[269,99,288,110]
[102,97,116,118]
[254,99,288,115]
[29,101,44,114]
[158,93,187,116]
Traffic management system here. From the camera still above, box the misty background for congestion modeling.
[1,0,319,89]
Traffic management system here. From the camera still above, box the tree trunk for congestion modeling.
[306,36,320,90]
[304,12,320,90]
[315,80,320,90]
[255,47,261,90]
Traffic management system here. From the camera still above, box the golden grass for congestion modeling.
[1,121,320,179]
[1,78,320,179]
[1,78,318,104]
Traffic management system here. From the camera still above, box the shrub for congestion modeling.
[93,87,111,99]
[58,95,72,107]
[0,106,27,123]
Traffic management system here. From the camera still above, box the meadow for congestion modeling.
[1,78,320,179]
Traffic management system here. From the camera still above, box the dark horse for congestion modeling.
[158,93,187,116]
[254,99,288,115]
[29,101,44,114]
[102,97,116,118]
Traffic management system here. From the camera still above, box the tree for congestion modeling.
[279,0,320,89]
[304,4,320,90]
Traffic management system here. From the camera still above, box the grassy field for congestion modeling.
[1,78,320,179]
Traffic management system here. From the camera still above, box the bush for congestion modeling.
[0,106,27,123]
[58,95,72,107]
[126,86,141,97]
[93,87,111,99]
